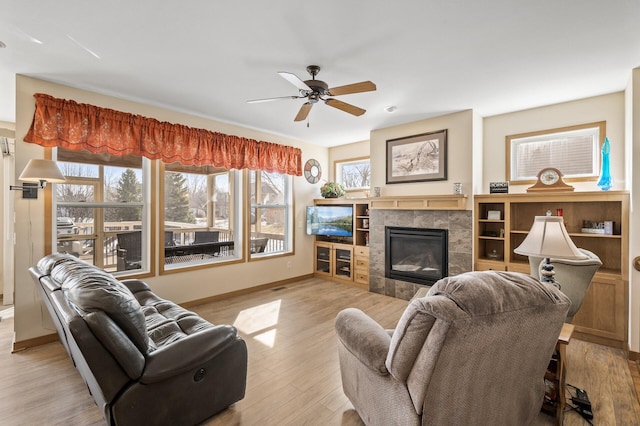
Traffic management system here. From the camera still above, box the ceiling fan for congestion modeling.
[248,65,376,122]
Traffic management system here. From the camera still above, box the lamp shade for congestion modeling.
[514,216,587,260]
[18,159,66,183]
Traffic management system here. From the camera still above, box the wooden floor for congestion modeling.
[1,277,639,425]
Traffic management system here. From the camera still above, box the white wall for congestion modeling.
[627,69,640,353]
[482,92,625,193]
[0,122,16,303]
[369,110,474,209]
[13,75,327,344]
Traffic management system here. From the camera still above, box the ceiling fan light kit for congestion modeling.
[248,65,376,122]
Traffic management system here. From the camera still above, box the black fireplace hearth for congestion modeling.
[385,227,448,286]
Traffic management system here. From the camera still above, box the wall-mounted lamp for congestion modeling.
[9,159,66,199]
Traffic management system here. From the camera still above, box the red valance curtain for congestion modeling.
[24,93,302,176]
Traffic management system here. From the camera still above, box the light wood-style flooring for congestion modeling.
[1,277,639,425]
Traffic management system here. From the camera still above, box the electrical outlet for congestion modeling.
[287,261,292,269]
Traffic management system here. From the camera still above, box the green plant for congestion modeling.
[320,182,345,198]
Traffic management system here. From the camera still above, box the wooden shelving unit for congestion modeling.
[474,191,629,348]
[313,199,369,289]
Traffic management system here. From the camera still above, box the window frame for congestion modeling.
[160,163,243,274]
[334,156,371,192]
[506,121,605,184]
[51,148,154,277]
[246,169,294,260]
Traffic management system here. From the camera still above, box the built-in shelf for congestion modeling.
[474,190,629,349]
[313,199,370,289]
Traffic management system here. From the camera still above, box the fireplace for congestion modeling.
[385,227,448,286]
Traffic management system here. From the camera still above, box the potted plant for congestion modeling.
[320,182,345,198]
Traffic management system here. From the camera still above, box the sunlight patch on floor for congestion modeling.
[254,329,277,347]
[0,306,14,321]
[233,299,281,347]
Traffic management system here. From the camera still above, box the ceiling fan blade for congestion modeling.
[294,102,313,122]
[324,98,366,116]
[279,72,312,91]
[247,95,300,104]
[328,81,376,96]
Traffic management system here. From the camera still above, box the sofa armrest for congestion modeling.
[142,325,241,383]
[335,308,391,375]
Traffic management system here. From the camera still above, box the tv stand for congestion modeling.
[316,235,353,245]
[313,198,370,289]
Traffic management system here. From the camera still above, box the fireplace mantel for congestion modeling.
[368,194,467,211]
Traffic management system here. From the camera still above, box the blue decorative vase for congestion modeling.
[597,137,613,191]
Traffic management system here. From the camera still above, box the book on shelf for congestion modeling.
[581,228,605,234]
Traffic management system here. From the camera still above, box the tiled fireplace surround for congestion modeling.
[368,208,473,300]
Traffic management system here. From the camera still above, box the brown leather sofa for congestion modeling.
[30,253,247,426]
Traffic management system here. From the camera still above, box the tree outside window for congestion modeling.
[335,157,370,191]
[162,165,240,269]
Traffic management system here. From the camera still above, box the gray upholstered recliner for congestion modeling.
[335,271,570,425]
[528,248,602,322]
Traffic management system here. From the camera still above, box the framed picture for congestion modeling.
[386,129,447,184]
[487,210,501,220]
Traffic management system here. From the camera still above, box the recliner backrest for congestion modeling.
[55,260,150,353]
[387,271,570,422]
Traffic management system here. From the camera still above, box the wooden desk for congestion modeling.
[542,323,574,425]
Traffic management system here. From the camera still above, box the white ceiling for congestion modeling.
[1,1,639,147]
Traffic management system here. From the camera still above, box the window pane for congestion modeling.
[250,207,283,254]
[56,205,142,272]
[515,137,594,179]
[249,170,291,257]
[58,162,99,178]
[105,166,143,203]
[57,183,95,203]
[55,213,93,262]
[336,158,371,190]
[214,173,230,231]
[54,151,147,274]
[260,172,285,203]
[508,123,602,182]
[163,169,238,269]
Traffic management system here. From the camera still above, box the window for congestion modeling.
[507,122,605,183]
[248,170,293,258]
[162,163,241,270]
[54,149,150,274]
[334,157,370,191]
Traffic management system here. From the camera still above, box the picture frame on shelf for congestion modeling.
[386,129,447,184]
[487,210,501,220]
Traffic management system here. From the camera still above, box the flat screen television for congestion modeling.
[306,205,353,237]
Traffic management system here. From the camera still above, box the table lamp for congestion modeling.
[514,214,587,287]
